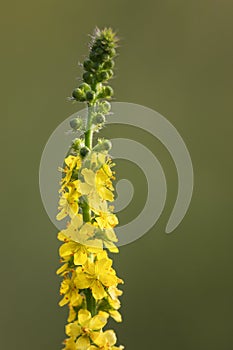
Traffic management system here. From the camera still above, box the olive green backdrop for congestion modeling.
[1,0,233,349]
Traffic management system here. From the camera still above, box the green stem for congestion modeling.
[82,200,90,222]
[85,288,97,316]
[84,105,93,149]
[83,104,93,223]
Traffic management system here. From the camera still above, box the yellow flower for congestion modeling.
[96,163,115,200]
[79,165,114,204]
[94,211,118,230]
[61,214,103,250]
[65,309,109,349]
[59,274,83,307]
[93,330,116,348]
[57,181,81,220]
[59,214,83,239]
[90,151,107,168]
[61,155,82,188]
[75,258,119,300]
[59,241,88,266]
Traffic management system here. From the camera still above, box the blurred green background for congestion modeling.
[1,0,233,349]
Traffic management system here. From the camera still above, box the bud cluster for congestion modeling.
[71,28,118,104]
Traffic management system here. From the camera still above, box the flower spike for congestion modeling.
[56,28,124,350]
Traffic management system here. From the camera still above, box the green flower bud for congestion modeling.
[72,88,86,102]
[101,101,111,113]
[98,86,114,99]
[72,138,83,151]
[104,86,114,97]
[107,69,113,79]
[93,139,112,152]
[69,117,82,130]
[80,146,90,158]
[79,82,91,91]
[102,139,112,151]
[97,101,111,114]
[86,90,95,101]
[89,51,100,62]
[83,71,93,84]
[103,60,115,70]
[83,59,93,71]
[108,47,116,58]
[95,47,104,55]
[84,59,100,72]
[96,71,109,82]
[102,53,110,62]
[92,61,101,70]
[93,113,105,124]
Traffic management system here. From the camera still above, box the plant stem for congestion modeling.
[85,288,97,316]
[83,104,93,223]
[85,105,93,149]
[83,105,97,316]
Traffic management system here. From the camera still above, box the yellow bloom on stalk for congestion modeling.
[57,234,102,270]
[94,210,118,230]
[56,181,81,220]
[79,165,114,203]
[76,258,121,300]
[59,273,83,307]
[60,214,104,249]
[64,309,109,350]
[60,155,82,186]
[96,163,115,201]
[90,329,122,350]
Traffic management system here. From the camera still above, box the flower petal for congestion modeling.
[91,280,106,300]
[78,309,92,326]
[76,335,90,350]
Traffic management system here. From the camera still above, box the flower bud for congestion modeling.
[95,47,104,55]
[101,101,111,113]
[69,117,82,131]
[83,72,93,84]
[89,51,100,62]
[96,101,111,114]
[108,48,116,58]
[93,113,105,125]
[103,60,115,70]
[93,139,112,152]
[86,90,95,101]
[102,53,110,62]
[83,59,93,71]
[72,138,83,151]
[72,88,86,102]
[97,71,109,82]
[80,146,90,158]
[104,86,114,97]
[102,139,112,151]
[98,86,114,99]
[107,69,113,79]
[79,82,91,91]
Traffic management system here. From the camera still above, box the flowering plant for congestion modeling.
[56,28,124,350]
